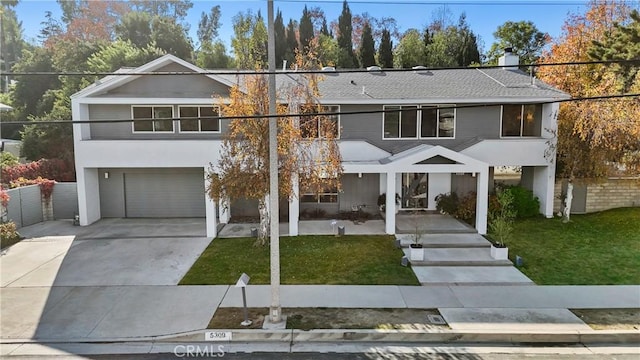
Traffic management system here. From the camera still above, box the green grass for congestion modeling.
[179,235,420,285]
[509,208,640,285]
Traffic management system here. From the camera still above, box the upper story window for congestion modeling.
[132,106,173,133]
[300,105,340,139]
[179,106,221,133]
[384,105,455,139]
[501,104,541,137]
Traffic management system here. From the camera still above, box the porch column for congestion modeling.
[533,165,555,218]
[475,168,489,235]
[385,171,396,234]
[218,196,230,223]
[289,173,299,236]
[379,173,387,195]
[77,168,100,226]
[204,173,217,238]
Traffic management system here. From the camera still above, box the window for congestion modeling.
[178,106,221,132]
[420,106,454,138]
[384,105,454,139]
[132,106,173,132]
[299,105,339,138]
[300,186,339,203]
[501,104,541,137]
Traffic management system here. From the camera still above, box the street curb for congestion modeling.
[3,329,639,345]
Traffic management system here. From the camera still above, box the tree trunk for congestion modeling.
[563,180,573,223]
[257,196,270,245]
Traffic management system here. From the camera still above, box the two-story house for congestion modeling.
[71,53,569,238]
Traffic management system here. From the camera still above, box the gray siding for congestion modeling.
[229,198,289,219]
[339,104,502,154]
[6,185,43,227]
[89,104,228,140]
[339,173,379,214]
[97,63,230,99]
[52,183,78,219]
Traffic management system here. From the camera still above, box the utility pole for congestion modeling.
[267,0,281,324]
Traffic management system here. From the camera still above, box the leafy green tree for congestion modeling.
[20,107,74,165]
[589,9,640,93]
[358,22,375,68]
[274,10,287,68]
[486,21,548,65]
[130,0,193,23]
[86,40,164,72]
[423,14,481,67]
[231,10,267,69]
[284,19,298,66]
[299,5,314,50]
[1,1,24,92]
[394,29,427,68]
[317,34,339,66]
[197,5,221,45]
[454,14,481,66]
[38,10,62,43]
[150,16,193,60]
[377,28,393,68]
[336,0,356,68]
[10,47,59,118]
[196,41,232,69]
[115,11,152,48]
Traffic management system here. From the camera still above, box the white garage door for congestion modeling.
[124,169,205,217]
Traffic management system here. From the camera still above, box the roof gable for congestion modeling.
[72,54,235,99]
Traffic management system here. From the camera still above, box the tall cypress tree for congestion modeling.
[378,28,393,68]
[284,19,298,65]
[299,5,314,50]
[320,18,331,37]
[274,10,286,68]
[358,22,376,68]
[337,0,356,68]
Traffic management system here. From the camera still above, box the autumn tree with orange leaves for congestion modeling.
[537,0,640,221]
[207,50,343,245]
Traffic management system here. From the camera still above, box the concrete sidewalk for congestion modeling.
[2,284,638,341]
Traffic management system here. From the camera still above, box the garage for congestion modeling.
[99,168,206,218]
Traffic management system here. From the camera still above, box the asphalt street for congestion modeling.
[2,351,639,360]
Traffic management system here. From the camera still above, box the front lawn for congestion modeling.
[180,235,420,285]
[509,208,640,285]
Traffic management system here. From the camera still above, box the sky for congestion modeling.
[13,0,599,53]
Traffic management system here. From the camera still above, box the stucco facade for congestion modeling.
[72,54,568,238]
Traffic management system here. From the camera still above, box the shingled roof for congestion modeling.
[217,67,569,104]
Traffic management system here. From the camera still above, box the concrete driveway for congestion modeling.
[0,219,228,340]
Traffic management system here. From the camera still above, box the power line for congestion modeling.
[1,93,637,126]
[276,0,599,5]
[2,59,638,77]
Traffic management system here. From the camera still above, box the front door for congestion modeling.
[401,173,428,209]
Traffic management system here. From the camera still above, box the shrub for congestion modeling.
[0,221,21,248]
[1,158,75,185]
[1,152,19,168]
[504,185,540,218]
[488,189,516,247]
[455,192,477,223]
[435,192,459,215]
[0,185,9,208]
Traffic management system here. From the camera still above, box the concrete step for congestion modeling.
[396,233,491,248]
[396,228,477,234]
[402,248,513,266]
[411,266,534,285]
